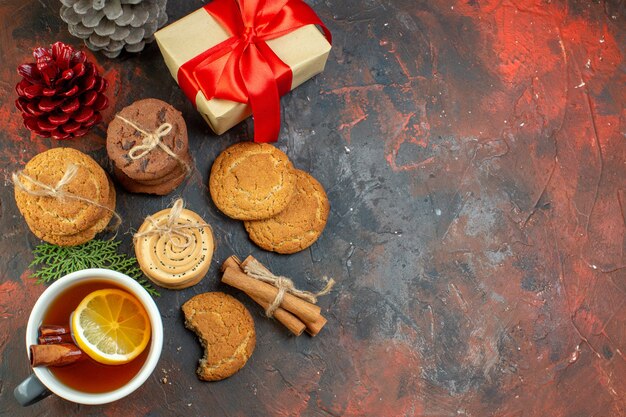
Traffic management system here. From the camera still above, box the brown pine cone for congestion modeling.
[15,42,108,140]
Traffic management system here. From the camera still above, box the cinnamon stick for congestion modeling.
[222,267,321,325]
[39,324,70,337]
[239,256,272,276]
[240,256,328,336]
[222,256,306,336]
[38,334,74,345]
[30,344,83,367]
[249,294,306,336]
[306,315,328,337]
[221,255,243,274]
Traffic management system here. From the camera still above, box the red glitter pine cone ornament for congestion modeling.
[15,42,108,140]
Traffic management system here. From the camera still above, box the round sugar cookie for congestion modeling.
[14,148,110,236]
[209,142,296,220]
[27,176,117,246]
[182,292,255,381]
[134,205,214,289]
[244,170,330,254]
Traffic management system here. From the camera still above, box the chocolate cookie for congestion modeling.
[107,98,188,182]
[15,148,110,236]
[209,143,296,220]
[182,292,255,381]
[113,154,189,187]
[114,153,192,195]
[27,176,117,246]
[244,170,330,254]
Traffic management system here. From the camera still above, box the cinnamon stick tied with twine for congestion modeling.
[222,256,306,336]
[12,165,121,231]
[243,257,334,317]
[115,115,190,174]
[221,255,334,336]
[133,198,210,249]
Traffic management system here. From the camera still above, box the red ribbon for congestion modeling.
[177,0,331,143]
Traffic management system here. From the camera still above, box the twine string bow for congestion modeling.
[243,261,335,317]
[12,164,122,230]
[133,199,209,249]
[115,115,190,173]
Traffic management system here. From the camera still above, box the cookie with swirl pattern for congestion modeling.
[134,204,214,289]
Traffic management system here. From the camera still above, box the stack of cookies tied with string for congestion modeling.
[209,142,329,254]
[133,199,215,290]
[107,98,193,195]
[12,148,118,246]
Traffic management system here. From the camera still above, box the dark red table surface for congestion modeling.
[1,0,625,416]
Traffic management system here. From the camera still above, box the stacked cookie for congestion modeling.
[209,143,330,254]
[14,148,116,246]
[134,200,215,289]
[107,99,192,195]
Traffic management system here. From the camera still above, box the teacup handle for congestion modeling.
[14,374,51,406]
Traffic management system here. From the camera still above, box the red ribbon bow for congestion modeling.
[178,0,332,142]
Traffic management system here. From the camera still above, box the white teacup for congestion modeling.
[14,268,163,406]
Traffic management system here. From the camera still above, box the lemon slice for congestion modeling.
[71,289,151,365]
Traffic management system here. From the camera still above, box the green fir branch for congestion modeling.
[29,239,160,297]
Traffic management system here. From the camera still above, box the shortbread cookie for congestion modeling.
[182,292,255,381]
[134,205,214,289]
[244,170,330,254]
[209,143,296,220]
[15,148,110,236]
[106,98,188,182]
[26,176,117,246]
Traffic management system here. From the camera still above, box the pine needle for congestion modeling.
[29,239,160,297]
